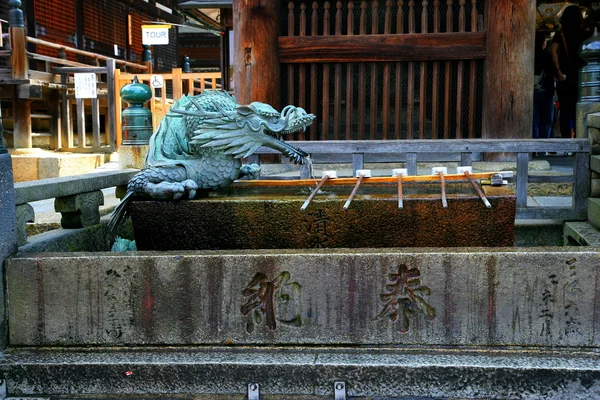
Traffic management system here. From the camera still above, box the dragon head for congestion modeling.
[172,95,314,164]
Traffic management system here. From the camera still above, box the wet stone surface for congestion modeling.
[129,183,515,250]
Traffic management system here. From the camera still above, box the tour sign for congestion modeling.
[142,24,170,45]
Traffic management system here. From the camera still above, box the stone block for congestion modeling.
[15,203,34,246]
[54,190,104,229]
[592,178,600,198]
[118,144,149,170]
[6,249,600,348]
[10,156,39,182]
[588,197,600,229]
[129,183,516,250]
[576,103,600,139]
[564,221,600,246]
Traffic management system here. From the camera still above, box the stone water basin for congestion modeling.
[129,180,515,250]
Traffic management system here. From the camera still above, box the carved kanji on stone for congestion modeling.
[375,264,436,333]
[241,271,302,333]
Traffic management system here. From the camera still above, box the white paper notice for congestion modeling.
[74,73,97,99]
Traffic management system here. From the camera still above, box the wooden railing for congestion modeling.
[26,36,149,73]
[250,138,591,221]
[114,69,222,146]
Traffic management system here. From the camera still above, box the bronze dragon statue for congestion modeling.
[109,90,315,231]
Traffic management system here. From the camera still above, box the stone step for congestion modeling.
[1,347,599,399]
[564,221,600,246]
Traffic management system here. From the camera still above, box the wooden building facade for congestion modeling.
[233,0,536,142]
[20,0,182,71]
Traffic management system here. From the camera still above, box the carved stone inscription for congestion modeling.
[241,271,302,333]
[104,266,134,340]
[375,264,436,333]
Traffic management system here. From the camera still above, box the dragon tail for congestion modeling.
[108,191,134,234]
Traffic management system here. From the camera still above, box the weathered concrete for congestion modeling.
[14,169,137,205]
[564,221,600,246]
[14,203,34,246]
[6,248,599,348]
[10,152,112,182]
[17,215,133,254]
[1,347,599,399]
[0,152,17,349]
[588,197,600,228]
[54,190,104,228]
[130,183,516,250]
[118,144,149,170]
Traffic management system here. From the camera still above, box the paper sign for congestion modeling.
[74,73,97,99]
[151,75,164,89]
[142,24,170,45]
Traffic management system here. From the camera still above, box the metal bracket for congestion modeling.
[334,381,346,400]
[248,382,259,400]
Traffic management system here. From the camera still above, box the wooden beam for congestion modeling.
[482,0,535,144]
[16,84,43,99]
[233,0,280,107]
[278,32,487,63]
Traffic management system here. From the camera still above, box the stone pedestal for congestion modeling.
[0,151,17,349]
[129,183,516,250]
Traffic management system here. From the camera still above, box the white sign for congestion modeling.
[151,74,164,89]
[142,24,170,45]
[74,73,97,99]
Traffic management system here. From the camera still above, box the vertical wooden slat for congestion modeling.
[310,1,319,140]
[61,73,73,149]
[432,0,440,138]
[287,2,295,107]
[406,152,417,175]
[394,0,404,139]
[358,1,367,140]
[352,153,365,177]
[455,0,465,138]
[468,0,477,138]
[172,68,183,100]
[334,1,343,140]
[407,0,415,139]
[298,2,307,140]
[322,2,331,140]
[76,97,86,148]
[516,152,529,208]
[382,0,392,139]
[369,1,379,140]
[443,0,453,139]
[419,0,428,139]
[573,151,591,215]
[110,62,119,150]
[91,97,101,150]
[346,1,355,140]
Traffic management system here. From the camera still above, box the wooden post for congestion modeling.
[233,0,280,108]
[482,0,535,145]
[9,0,28,81]
[9,0,32,149]
[142,45,153,74]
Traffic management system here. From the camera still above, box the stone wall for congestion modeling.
[6,248,599,348]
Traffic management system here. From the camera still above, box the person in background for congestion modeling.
[551,5,592,138]
[533,32,555,145]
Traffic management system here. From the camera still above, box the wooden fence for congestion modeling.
[279,0,486,141]
[250,138,591,221]
[114,70,222,146]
